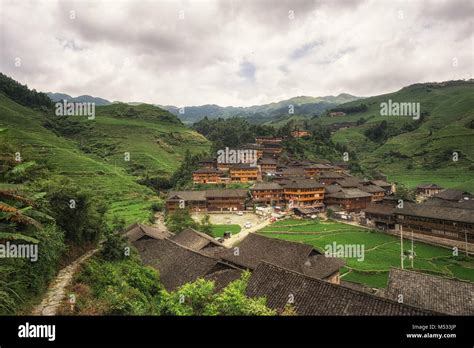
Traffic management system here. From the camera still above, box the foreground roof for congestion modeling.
[171,228,225,252]
[385,269,474,315]
[124,223,172,242]
[134,238,221,291]
[246,262,434,316]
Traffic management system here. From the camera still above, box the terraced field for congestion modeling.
[0,94,210,224]
[258,219,474,288]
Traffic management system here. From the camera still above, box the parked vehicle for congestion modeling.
[244,222,252,229]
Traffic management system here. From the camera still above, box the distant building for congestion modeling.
[291,129,311,138]
[229,163,261,183]
[258,156,278,174]
[328,111,346,117]
[166,191,207,213]
[432,189,473,202]
[205,189,248,212]
[416,183,444,197]
[192,167,224,184]
[358,184,385,202]
[281,179,325,209]
[304,163,334,178]
[324,188,372,212]
[250,182,283,206]
[255,136,283,156]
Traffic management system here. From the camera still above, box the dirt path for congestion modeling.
[31,247,100,316]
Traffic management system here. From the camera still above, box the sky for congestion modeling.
[0,0,472,107]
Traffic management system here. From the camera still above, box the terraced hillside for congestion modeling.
[0,93,210,223]
[317,81,474,191]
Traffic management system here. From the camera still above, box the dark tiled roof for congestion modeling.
[203,269,244,292]
[305,163,333,170]
[324,184,342,194]
[258,157,278,165]
[205,189,248,198]
[417,183,444,189]
[302,254,346,279]
[326,188,372,199]
[134,238,220,291]
[319,171,345,179]
[218,233,313,271]
[167,190,207,201]
[358,184,385,193]
[251,182,283,190]
[276,167,307,176]
[124,223,172,242]
[421,197,474,210]
[364,203,395,215]
[171,228,224,251]
[385,269,474,315]
[246,262,434,316]
[371,180,391,187]
[193,167,223,174]
[396,202,474,224]
[335,178,363,187]
[281,179,325,189]
[433,189,472,201]
[230,163,259,170]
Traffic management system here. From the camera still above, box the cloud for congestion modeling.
[0,0,472,106]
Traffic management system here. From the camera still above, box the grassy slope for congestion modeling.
[0,95,210,223]
[319,82,474,191]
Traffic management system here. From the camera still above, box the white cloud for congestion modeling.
[0,0,472,106]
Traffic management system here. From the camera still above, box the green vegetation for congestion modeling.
[319,81,474,191]
[258,219,474,288]
[211,224,241,238]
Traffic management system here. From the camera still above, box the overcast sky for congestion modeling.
[0,0,472,107]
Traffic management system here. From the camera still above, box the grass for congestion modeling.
[211,224,241,238]
[257,219,474,288]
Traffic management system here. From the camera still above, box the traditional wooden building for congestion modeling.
[324,188,372,212]
[192,167,224,184]
[291,129,311,138]
[229,164,260,183]
[250,182,283,206]
[206,189,248,212]
[358,184,385,202]
[258,157,278,174]
[166,191,207,212]
[370,180,392,194]
[255,136,283,155]
[304,163,334,178]
[416,183,444,198]
[275,166,307,179]
[396,203,474,242]
[281,179,325,208]
[318,171,345,185]
[363,202,397,230]
[432,189,473,202]
[242,143,264,160]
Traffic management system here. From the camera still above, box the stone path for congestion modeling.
[222,218,272,247]
[31,247,99,316]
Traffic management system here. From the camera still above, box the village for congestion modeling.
[126,132,474,316]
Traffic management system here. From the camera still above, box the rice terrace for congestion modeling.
[258,219,474,288]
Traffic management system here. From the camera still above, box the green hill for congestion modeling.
[0,86,210,223]
[318,80,474,191]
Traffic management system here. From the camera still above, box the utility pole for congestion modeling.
[400,225,404,269]
[411,230,414,268]
[465,229,469,257]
